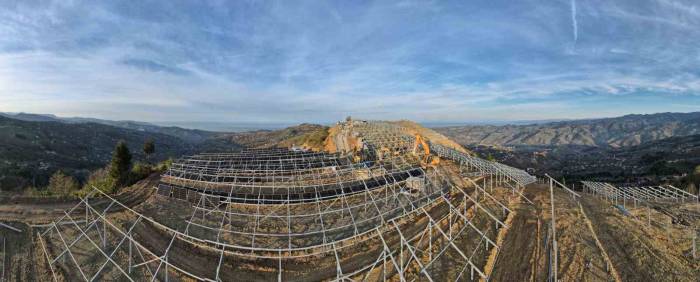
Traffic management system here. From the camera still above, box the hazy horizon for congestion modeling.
[3,109,698,132]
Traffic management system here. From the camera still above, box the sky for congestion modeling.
[1,0,699,124]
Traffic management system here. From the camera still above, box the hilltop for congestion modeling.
[204,123,329,151]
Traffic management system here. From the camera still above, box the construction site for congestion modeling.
[0,119,699,281]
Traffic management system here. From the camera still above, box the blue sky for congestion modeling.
[0,0,699,124]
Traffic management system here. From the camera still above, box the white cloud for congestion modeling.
[0,0,698,123]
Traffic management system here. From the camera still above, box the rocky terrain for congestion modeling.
[435,112,700,148]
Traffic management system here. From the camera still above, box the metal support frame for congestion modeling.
[35,121,536,281]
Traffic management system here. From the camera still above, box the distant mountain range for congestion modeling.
[435,112,700,148]
[0,112,221,141]
[0,112,302,133]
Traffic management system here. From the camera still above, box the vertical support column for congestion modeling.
[549,177,558,282]
[463,195,468,221]
[85,197,89,228]
[128,238,132,274]
[102,218,107,249]
[383,251,387,282]
[278,251,283,282]
[1,236,5,282]
[428,223,433,261]
[693,230,697,260]
[166,252,169,282]
[400,240,404,275]
[448,208,453,240]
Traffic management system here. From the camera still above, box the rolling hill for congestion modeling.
[435,112,700,148]
[0,115,201,191]
[466,133,700,185]
[0,112,216,143]
[0,114,324,192]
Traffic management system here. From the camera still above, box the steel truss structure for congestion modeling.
[581,181,699,261]
[582,181,699,206]
[349,122,536,187]
[1,235,5,282]
[36,121,537,281]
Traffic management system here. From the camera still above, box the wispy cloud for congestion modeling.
[571,0,578,44]
[0,0,698,123]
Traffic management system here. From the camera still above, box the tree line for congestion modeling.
[30,139,166,197]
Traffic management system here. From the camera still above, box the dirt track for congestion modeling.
[579,196,699,281]
[487,185,544,281]
[490,183,699,282]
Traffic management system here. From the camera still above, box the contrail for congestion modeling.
[571,0,578,43]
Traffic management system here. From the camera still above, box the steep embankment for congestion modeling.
[392,120,471,154]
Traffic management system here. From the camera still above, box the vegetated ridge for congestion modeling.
[0,112,216,143]
[210,123,329,150]
[0,115,199,191]
[468,133,700,186]
[0,114,325,191]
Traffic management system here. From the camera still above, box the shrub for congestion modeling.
[23,186,52,197]
[48,170,79,196]
[155,158,173,172]
[81,167,117,195]
[131,162,154,184]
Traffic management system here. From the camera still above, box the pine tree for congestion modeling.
[110,140,132,187]
[143,139,155,162]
